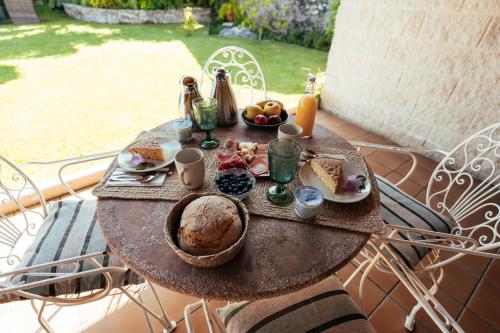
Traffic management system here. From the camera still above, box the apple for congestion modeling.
[254,114,269,125]
[256,99,284,110]
[263,102,282,117]
[268,115,282,125]
[243,104,264,121]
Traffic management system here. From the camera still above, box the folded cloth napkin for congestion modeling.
[104,169,167,187]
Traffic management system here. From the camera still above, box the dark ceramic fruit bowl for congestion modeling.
[241,109,288,130]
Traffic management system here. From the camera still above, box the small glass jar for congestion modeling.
[294,186,323,220]
[174,119,193,143]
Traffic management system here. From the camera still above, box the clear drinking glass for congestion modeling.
[267,138,302,205]
[192,97,219,150]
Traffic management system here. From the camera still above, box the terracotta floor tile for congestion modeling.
[333,123,369,140]
[316,111,349,130]
[385,172,404,185]
[366,158,393,177]
[354,131,398,146]
[369,297,432,333]
[391,282,462,332]
[341,264,388,316]
[466,263,500,329]
[415,155,439,172]
[356,146,375,157]
[438,259,486,304]
[369,150,410,170]
[457,308,498,333]
[439,251,491,278]
[394,161,434,187]
[396,178,425,198]
[337,262,357,284]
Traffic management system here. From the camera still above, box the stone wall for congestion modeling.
[241,0,332,33]
[63,3,211,25]
[321,0,499,154]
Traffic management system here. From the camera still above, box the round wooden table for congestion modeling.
[97,118,371,302]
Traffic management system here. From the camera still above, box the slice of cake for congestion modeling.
[128,139,164,161]
[311,158,343,193]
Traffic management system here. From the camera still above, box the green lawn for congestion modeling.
[0,11,328,182]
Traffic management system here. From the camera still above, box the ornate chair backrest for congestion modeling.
[0,155,47,270]
[199,46,267,106]
[426,123,499,251]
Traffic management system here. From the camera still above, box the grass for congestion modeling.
[0,10,328,182]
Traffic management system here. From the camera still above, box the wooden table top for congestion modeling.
[97,117,371,301]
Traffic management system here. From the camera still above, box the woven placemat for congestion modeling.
[93,136,385,235]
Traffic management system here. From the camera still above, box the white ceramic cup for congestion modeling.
[278,123,303,142]
[174,148,205,189]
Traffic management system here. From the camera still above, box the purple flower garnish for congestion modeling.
[129,153,145,168]
[342,174,367,192]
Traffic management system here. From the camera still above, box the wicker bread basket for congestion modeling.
[164,192,249,268]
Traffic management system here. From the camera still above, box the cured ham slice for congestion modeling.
[249,155,268,176]
[218,154,249,171]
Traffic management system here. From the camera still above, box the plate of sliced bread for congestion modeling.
[299,158,371,203]
[117,137,181,173]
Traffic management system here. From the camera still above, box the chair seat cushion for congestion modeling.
[217,275,375,333]
[376,175,454,268]
[9,200,143,298]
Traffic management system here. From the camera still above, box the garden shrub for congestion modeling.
[88,0,118,8]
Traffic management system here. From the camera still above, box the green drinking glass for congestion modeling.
[267,138,302,205]
[192,97,220,150]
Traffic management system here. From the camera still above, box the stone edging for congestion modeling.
[63,3,211,25]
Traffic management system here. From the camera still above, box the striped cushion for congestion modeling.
[217,275,375,333]
[10,200,143,297]
[376,175,453,268]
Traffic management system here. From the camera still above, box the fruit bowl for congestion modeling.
[241,109,288,130]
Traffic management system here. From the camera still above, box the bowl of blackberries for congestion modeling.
[215,168,256,200]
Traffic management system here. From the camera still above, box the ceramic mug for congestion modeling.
[174,148,205,189]
[278,123,303,142]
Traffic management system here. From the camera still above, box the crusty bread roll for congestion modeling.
[177,196,242,256]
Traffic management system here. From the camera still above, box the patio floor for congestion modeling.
[1,110,498,333]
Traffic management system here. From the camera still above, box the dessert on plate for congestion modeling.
[311,158,343,193]
[128,139,164,161]
[177,195,243,256]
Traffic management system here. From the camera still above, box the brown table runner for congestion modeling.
[93,132,385,235]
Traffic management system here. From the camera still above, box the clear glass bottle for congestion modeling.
[211,68,238,126]
[295,75,318,138]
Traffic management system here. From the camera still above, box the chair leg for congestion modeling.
[358,253,381,314]
[119,283,177,333]
[184,299,219,333]
[343,258,371,288]
[30,300,55,333]
[405,268,445,331]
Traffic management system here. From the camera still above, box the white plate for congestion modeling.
[117,138,181,173]
[299,159,371,203]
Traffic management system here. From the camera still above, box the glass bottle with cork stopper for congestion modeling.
[295,75,318,138]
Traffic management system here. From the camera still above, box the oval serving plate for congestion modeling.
[117,137,181,173]
[299,159,371,203]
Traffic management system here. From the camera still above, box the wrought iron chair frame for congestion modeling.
[0,153,176,333]
[345,122,499,332]
[199,46,267,104]
[182,45,269,333]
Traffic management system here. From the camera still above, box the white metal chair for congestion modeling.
[0,153,176,333]
[346,122,499,332]
[199,46,267,105]
[182,46,269,333]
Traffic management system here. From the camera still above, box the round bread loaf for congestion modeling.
[177,195,243,256]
